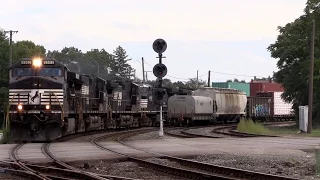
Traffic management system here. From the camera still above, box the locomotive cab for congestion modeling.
[8,57,67,142]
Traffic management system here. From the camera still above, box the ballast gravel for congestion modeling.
[67,125,319,179]
[0,173,29,180]
[191,153,318,180]
[126,131,177,141]
[72,159,190,180]
[186,126,228,137]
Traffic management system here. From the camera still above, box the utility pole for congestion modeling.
[142,57,145,83]
[4,30,18,68]
[208,70,211,87]
[307,19,315,134]
[196,70,199,88]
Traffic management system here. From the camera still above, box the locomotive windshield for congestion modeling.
[12,67,62,77]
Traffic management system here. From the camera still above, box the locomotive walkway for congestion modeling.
[0,136,319,164]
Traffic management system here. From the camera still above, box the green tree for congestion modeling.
[83,48,112,79]
[51,47,84,73]
[267,0,320,125]
[0,29,9,87]
[12,40,46,63]
[110,46,133,79]
[184,78,206,89]
[0,29,9,113]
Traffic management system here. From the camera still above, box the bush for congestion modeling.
[0,127,9,144]
[237,119,270,135]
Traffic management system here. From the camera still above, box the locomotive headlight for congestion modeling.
[45,105,50,110]
[32,58,42,68]
[17,104,23,110]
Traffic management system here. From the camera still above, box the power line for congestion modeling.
[137,59,267,81]
[209,70,264,78]
[166,75,190,81]
[199,73,208,77]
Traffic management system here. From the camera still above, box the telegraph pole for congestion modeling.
[152,38,168,137]
[307,19,315,134]
[196,70,199,88]
[142,57,146,83]
[4,30,18,67]
[208,70,211,87]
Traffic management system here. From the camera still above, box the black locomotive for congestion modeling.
[8,57,176,142]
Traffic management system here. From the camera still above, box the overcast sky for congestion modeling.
[1,0,306,82]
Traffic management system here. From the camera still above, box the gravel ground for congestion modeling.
[72,153,318,180]
[64,131,114,142]
[166,129,191,137]
[0,173,29,180]
[126,131,177,141]
[191,153,318,180]
[71,159,190,180]
[186,126,228,137]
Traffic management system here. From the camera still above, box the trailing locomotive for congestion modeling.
[8,57,164,142]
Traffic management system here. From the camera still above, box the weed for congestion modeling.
[237,119,270,135]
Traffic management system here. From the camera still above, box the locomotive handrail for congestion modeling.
[53,93,65,127]
[5,93,16,129]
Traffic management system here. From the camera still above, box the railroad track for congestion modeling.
[164,123,238,138]
[41,143,131,180]
[212,121,295,138]
[2,141,142,180]
[7,143,66,180]
[211,126,278,138]
[91,128,298,180]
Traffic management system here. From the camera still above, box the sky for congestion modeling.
[0,0,307,82]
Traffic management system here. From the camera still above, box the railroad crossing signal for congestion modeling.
[153,63,167,78]
[152,39,167,54]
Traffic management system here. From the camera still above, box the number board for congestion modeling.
[43,60,55,65]
[20,60,32,65]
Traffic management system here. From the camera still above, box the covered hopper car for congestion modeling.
[167,87,247,125]
[167,95,213,126]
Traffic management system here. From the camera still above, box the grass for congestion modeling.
[237,119,270,135]
[270,125,320,137]
[237,119,320,137]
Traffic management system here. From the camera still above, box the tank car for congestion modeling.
[192,87,247,122]
[167,95,214,126]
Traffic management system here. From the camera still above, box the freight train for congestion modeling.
[7,57,293,142]
[8,57,169,141]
